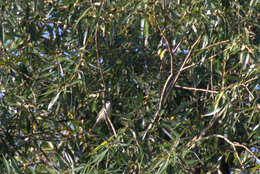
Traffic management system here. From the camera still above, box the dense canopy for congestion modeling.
[0,0,259,173]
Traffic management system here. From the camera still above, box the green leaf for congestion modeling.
[2,155,10,174]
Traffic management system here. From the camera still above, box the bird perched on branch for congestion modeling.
[92,101,117,137]
[92,101,112,129]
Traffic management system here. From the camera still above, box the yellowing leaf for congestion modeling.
[148,14,155,29]
[215,90,224,105]
[33,123,36,133]
[160,49,167,60]
[170,116,175,120]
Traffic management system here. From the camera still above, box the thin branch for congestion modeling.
[178,35,202,75]
[181,54,217,72]
[142,39,183,140]
[189,134,260,170]
[95,23,106,102]
[155,17,182,74]
[212,135,245,169]
[158,28,174,74]
[105,116,117,137]
[200,40,230,51]
[174,84,218,94]
[244,76,258,85]
[142,35,202,140]
[187,107,226,149]
[200,106,226,136]
[210,57,214,99]
[241,84,255,100]
[156,37,184,110]
[164,34,202,98]
[233,142,260,163]
[186,133,260,170]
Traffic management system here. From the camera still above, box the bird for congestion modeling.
[92,101,112,130]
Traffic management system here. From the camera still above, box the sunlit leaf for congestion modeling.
[48,91,61,110]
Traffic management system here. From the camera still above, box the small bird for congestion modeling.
[92,101,112,130]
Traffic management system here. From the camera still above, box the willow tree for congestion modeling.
[0,0,259,173]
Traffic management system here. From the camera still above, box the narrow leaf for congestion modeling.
[48,92,61,110]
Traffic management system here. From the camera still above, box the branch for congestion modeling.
[40,147,60,171]
[186,107,226,149]
[142,35,202,140]
[186,133,260,170]
[244,76,258,85]
[105,116,117,137]
[95,23,106,102]
[181,54,217,72]
[142,39,183,140]
[212,134,244,169]
[233,142,260,163]
[241,84,254,100]
[200,40,230,51]
[174,84,218,94]
[170,34,203,88]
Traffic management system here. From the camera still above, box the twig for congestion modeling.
[174,84,218,94]
[244,76,258,85]
[40,147,60,171]
[181,54,217,72]
[142,35,202,140]
[200,40,230,51]
[163,34,202,103]
[142,39,183,140]
[187,107,226,149]
[170,34,203,87]
[233,142,260,163]
[213,134,244,169]
[210,56,214,99]
[105,116,117,137]
[95,23,106,102]
[189,134,260,170]
[185,127,260,170]
[156,21,176,74]
[241,84,254,100]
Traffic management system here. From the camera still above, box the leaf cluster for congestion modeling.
[0,0,259,173]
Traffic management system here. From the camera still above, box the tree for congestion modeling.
[0,0,259,173]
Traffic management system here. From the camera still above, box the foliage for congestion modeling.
[0,0,259,173]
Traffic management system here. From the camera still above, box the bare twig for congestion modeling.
[40,147,59,171]
[241,84,255,100]
[174,84,218,94]
[188,133,260,170]
[181,54,217,72]
[105,116,117,137]
[244,76,258,85]
[210,57,214,99]
[200,40,230,51]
